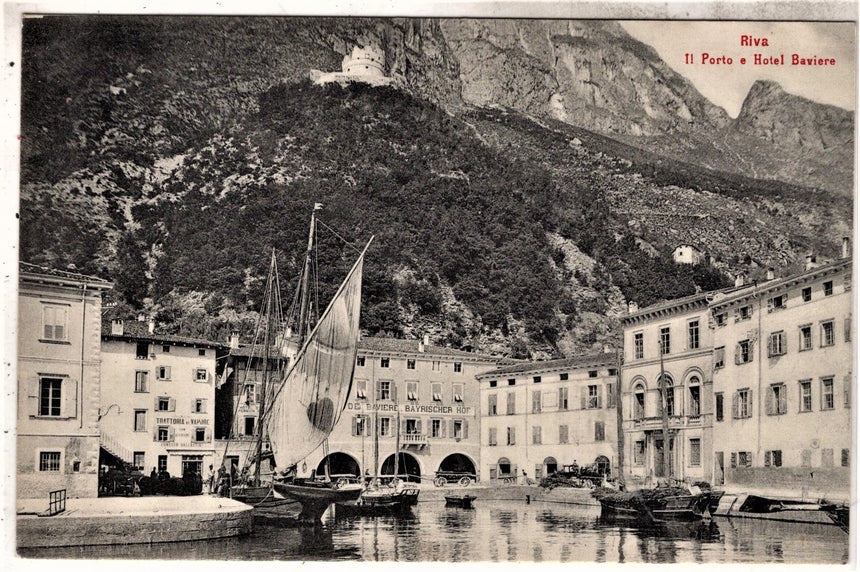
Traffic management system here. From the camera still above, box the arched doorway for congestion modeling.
[381,452,421,483]
[497,457,513,476]
[438,453,477,478]
[594,455,610,476]
[543,456,558,475]
[315,452,360,478]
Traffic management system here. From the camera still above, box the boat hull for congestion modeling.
[274,481,362,523]
[444,495,477,508]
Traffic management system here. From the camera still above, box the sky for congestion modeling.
[620,21,856,118]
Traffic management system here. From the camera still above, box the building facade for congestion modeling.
[620,293,716,487]
[477,353,620,483]
[100,319,223,478]
[17,262,112,499]
[301,337,499,483]
[709,258,852,499]
[672,245,704,265]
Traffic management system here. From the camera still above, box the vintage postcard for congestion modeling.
[3,0,856,566]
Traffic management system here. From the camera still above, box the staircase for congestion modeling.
[100,432,135,466]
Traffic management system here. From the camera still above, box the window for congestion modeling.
[407,359,416,370]
[377,380,392,401]
[404,418,419,435]
[735,339,753,364]
[689,439,701,466]
[824,280,833,296]
[453,420,464,439]
[764,450,783,467]
[243,383,256,405]
[355,379,367,400]
[42,304,68,341]
[356,356,365,367]
[769,294,786,311]
[660,377,675,416]
[136,342,149,359]
[431,382,443,402]
[506,392,516,415]
[844,375,851,408]
[352,415,369,437]
[39,377,62,417]
[134,410,147,432]
[432,361,441,371]
[714,346,725,369]
[506,426,516,446]
[821,377,834,410]
[606,383,616,408]
[452,383,464,402]
[730,452,737,468]
[195,369,208,382]
[195,428,206,442]
[532,425,542,445]
[157,397,170,411]
[845,317,852,342]
[488,394,498,416]
[198,349,206,357]
[738,451,752,468]
[594,421,605,442]
[431,419,443,438]
[688,380,701,416]
[379,417,392,437]
[559,425,569,444]
[39,451,61,472]
[489,380,497,388]
[688,320,700,350]
[133,452,145,470]
[488,427,497,446]
[842,449,850,467]
[799,380,812,412]
[558,387,569,410]
[733,389,751,419]
[380,357,390,368]
[194,398,207,413]
[559,373,569,381]
[634,386,645,419]
[802,286,812,302]
[245,417,255,436]
[633,332,644,360]
[406,381,418,401]
[821,321,835,347]
[454,362,462,373]
[507,379,516,386]
[156,366,170,381]
[659,327,670,354]
[586,384,601,409]
[715,392,724,421]
[157,426,168,441]
[799,325,813,351]
[588,370,598,378]
[608,368,618,376]
[737,305,752,321]
[767,331,786,357]
[766,383,787,415]
[533,376,542,384]
[634,441,645,465]
[158,455,167,472]
[532,391,542,413]
[714,312,727,327]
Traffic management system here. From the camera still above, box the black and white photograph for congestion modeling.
[3,0,856,565]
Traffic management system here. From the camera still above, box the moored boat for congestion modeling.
[445,495,477,508]
[821,504,849,533]
[337,481,420,516]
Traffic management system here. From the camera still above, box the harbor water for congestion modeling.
[19,500,849,564]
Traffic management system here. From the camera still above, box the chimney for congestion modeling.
[628,301,638,314]
[424,334,430,346]
[229,331,240,349]
[735,273,745,287]
[418,335,426,353]
[111,318,124,336]
[148,319,155,334]
[842,237,851,259]
[766,268,775,281]
[805,252,818,270]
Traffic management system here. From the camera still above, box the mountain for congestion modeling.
[17,16,853,358]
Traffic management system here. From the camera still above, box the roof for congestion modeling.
[621,282,754,325]
[19,261,112,289]
[228,344,288,359]
[477,352,617,377]
[101,318,226,349]
[357,337,498,361]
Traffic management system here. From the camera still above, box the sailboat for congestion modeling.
[336,397,419,516]
[263,204,369,522]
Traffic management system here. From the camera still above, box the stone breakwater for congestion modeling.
[17,496,253,548]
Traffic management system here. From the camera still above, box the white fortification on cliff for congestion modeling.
[310,46,393,87]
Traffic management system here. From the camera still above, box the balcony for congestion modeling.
[628,415,699,431]
[401,433,428,451]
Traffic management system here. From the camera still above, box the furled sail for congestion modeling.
[266,243,368,470]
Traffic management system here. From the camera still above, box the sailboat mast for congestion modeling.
[395,394,401,479]
[254,250,277,484]
[658,340,670,479]
[298,204,320,346]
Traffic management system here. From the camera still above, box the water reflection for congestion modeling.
[18,500,848,564]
